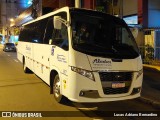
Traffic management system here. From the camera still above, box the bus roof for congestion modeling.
[23,7,70,26]
[23,7,119,26]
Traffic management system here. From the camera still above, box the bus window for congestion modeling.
[32,19,48,43]
[52,12,68,50]
[43,18,54,44]
[19,25,32,42]
[71,11,139,59]
[52,24,68,50]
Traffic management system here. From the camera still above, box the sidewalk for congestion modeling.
[138,64,160,109]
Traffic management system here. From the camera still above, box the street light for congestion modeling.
[10,18,14,22]
[9,18,15,28]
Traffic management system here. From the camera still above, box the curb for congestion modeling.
[143,64,160,71]
[138,97,160,109]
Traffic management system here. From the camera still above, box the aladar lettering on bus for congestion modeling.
[93,59,111,64]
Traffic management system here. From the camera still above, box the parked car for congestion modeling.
[3,43,16,52]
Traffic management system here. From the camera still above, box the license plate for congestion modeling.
[112,83,125,88]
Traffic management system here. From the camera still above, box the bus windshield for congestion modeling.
[71,11,139,59]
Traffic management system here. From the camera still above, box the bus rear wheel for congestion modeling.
[23,58,31,73]
[53,74,67,103]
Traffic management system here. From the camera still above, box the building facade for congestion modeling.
[0,0,32,43]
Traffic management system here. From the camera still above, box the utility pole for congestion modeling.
[31,0,38,19]
[75,0,81,8]
[120,0,123,18]
[31,0,42,19]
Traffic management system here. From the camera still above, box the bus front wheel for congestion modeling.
[53,74,67,103]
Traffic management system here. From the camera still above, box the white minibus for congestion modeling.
[17,7,143,103]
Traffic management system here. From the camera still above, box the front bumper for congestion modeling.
[66,70,143,103]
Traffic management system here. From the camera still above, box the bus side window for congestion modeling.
[60,24,68,50]
[32,19,48,43]
[52,12,68,51]
[43,18,54,44]
[19,28,26,42]
[52,24,68,50]
[19,25,32,42]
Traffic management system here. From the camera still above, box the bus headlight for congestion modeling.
[136,69,143,79]
[71,66,95,81]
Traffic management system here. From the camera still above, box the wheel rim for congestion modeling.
[53,76,61,98]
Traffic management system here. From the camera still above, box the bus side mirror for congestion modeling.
[54,16,62,30]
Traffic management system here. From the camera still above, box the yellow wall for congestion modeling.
[145,31,155,47]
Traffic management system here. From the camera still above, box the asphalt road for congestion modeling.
[0,44,159,120]
[142,67,160,102]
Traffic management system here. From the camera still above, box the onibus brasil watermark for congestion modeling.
[2,112,42,118]
[0,111,159,117]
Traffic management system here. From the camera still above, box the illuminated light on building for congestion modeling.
[18,0,33,9]
[10,18,14,22]
[27,0,32,5]
[123,15,138,25]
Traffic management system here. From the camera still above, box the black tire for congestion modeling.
[23,58,31,73]
[53,74,67,103]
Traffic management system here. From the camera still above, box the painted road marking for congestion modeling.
[73,103,102,119]
[93,118,104,120]
[78,107,98,111]
[7,54,10,56]
[14,59,19,62]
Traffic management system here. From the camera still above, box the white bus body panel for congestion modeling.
[17,41,69,94]
[66,50,143,102]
